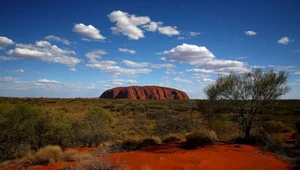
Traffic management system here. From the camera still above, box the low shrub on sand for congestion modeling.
[25,145,63,165]
[162,134,185,143]
[184,130,216,149]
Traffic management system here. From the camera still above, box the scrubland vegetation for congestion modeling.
[0,70,300,169]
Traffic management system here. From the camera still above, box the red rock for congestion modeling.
[100,86,189,99]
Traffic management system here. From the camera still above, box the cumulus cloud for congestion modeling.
[0,36,14,49]
[45,35,73,45]
[173,77,192,83]
[0,77,18,82]
[123,60,149,68]
[143,21,162,32]
[72,23,106,40]
[37,79,59,83]
[278,36,292,44]
[244,31,257,36]
[190,32,200,36]
[119,48,136,54]
[163,43,215,64]
[163,43,248,74]
[158,26,180,36]
[108,10,180,39]
[85,50,152,76]
[108,10,150,40]
[8,41,80,66]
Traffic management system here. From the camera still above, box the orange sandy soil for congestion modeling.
[1,143,294,170]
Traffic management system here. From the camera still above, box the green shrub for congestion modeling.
[121,139,141,151]
[61,149,79,162]
[184,131,215,149]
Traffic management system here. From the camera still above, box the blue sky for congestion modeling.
[0,0,300,99]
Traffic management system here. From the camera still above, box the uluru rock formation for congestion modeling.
[100,86,189,99]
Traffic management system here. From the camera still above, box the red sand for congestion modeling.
[1,144,293,170]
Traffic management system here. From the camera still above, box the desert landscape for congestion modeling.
[1,0,300,169]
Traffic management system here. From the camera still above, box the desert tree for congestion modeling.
[203,69,290,139]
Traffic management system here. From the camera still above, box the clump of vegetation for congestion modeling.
[25,145,63,165]
[162,134,185,143]
[296,121,300,148]
[263,120,291,134]
[137,136,161,148]
[184,130,216,149]
[203,69,290,140]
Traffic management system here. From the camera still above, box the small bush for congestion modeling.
[263,121,288,134]
[27,145,63,165]
[184,131,215,149]
[121,139,141,151]
[162,134,185,143]
[138,137,161,148]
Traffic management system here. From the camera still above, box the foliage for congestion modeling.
[263,120,291,134]
[162,134,185,143]
[203,69,290,139]
[80,107,113,147]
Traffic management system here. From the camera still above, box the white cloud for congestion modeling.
[178,36,185,40]
[8,41,80,66]
[143,21,162,32]
[0,36,14,49]
[151,63,175,69]
[294,72,300,75]
[119,48,136,54]
[0,56,17,60]
[158,26,180,36]
[69,68,77,72]
[190,32,200,36]
[85,50,107,63]
[236,56,247,60]
[123,60,149,68]
[245,31,257,36]
[106,79,137,86]
[163,43,249,74]
[0,77,18,82]
[37,79,59,83]
[163,43,215,64]
[85,50,152,76]
[9,69,24,73]
[278,36,292,44]
[108,10,150,40]
[173,77,192,83]
[72,23,106,40]
[45,35,73,45]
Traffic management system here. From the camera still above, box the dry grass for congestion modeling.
[184,130,216,149]
[25,145,63,165]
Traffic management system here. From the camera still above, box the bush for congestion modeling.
[162,134,185,143]
[263,121,290,134]
[184,130,215,149]
[120,139,141,151]
[138,137,161,148]
[26,145,63,165]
